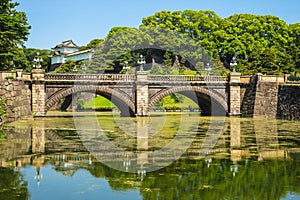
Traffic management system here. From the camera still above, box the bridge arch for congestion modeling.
[45,85,135,117]
[149,86,228,116]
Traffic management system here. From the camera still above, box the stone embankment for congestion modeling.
[0,79,32,123]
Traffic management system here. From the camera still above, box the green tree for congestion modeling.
[89,27,206,74]
[56,60,77,73]
[0,0,30,70]
[162,51,173,74]
[288,23,300,75]
[88,27,143,73]
[106,27,135,39]
[217,14,292,74]
[80,38,103,51]
[141,10,296,75]
[141,10,222,66]
[11,48,30,70]
[23,48,51,71]
[211,13,293,74]
[150,63,163,75]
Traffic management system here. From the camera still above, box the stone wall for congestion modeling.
[240,78,279,118]
[277,85,300,120]
[0,79,32,122]
[240,83,256,117]
[241,79,300,120]
[253,82,279,118]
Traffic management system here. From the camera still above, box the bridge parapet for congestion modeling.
[0,70,32,81]
[148,75,227,83]
[44,73,228,83]
[45,73,136,82]
[256,74,285,83]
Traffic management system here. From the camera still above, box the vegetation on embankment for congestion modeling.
[0,98,6,125]
[82,94,199,112]
[82,96,116,111]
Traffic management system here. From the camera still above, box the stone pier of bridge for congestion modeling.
[31,69,46,117]
[135,71,149,116]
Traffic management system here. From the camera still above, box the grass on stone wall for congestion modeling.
[152,94,199,111]
[82,94,199,112]
[83,96,116,111]
[0,130,6,140]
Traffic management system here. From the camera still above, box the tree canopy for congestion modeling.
[79,38,103,51]
[141,10,300,75]
[83,10,300,75]
[88,27,214,75]
[0,0,30,70]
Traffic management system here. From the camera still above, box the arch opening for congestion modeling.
[149,87,227,116]
[45,86,135,117]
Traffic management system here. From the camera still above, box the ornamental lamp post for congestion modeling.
[137,55,146,71]
[81,63,87,73]
[230,57,237,72]
[204,63,212,76]
[73,65,78,73]
[32,52,43,69]
[123,61,130,74]
[10,61,16,70]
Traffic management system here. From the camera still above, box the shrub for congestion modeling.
[5,75,14,80]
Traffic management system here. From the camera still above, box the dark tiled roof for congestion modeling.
[53,40,80,49]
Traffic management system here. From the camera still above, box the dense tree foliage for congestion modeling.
[288,23,300,75]
[106,26,135,39]
[55,60,80,73]
[141,10,300,75]
[88,27,214,74]
[79,38,103,51]
[218,14,293,74]
[0,0,30,70]
[84,10,300,75]
[23,48,51,71]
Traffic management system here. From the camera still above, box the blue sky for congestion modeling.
[18,0,300,50]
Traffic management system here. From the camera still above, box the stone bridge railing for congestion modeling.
[44,73,136,82]
[1,70,299,85]
[148,75,227,82]
[43,73,227,83]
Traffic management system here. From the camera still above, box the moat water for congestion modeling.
[0,112,299,200]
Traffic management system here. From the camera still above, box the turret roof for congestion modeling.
[53,40,80,49]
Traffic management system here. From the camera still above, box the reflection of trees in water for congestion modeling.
[61,157,300,200]
[138,159,300,200]
[1,117,300,199]
[0,167,29,199]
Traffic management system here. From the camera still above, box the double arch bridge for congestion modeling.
[30,69,242,117]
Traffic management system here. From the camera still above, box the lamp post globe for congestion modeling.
[137,55,146,71]
[123,61,130,74]
[32,52,43,69]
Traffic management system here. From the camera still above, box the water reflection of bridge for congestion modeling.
[0,117,296,172]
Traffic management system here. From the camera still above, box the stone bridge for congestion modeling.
[1,69,300,119]
[32,70,232,117]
